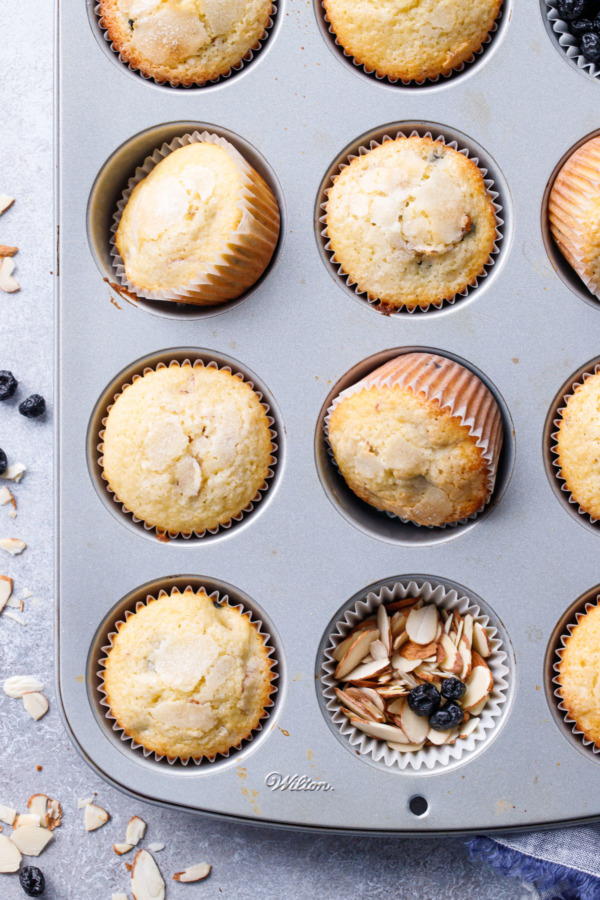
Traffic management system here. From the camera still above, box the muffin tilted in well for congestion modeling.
[98,0,273,86]
[558,602,600,747]
[324,136,498,310]
[549,136,600,299]
[327,353,503,527]
[102,588,274,759]
[115,137,280,305]
[101,362,274,535]
[555,370,600,519]
[322,0,502,83]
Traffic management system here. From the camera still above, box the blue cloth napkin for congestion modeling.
[470,827,600,899]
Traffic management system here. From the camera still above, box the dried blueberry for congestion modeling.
[407,683,441,718]
[572,16,596,33]
[429,701,464,731]
[18,394,46,418]
[0,449,6,475]
[440,677,467,701]
[558,0,587,20]
[582,31,600,59]
[0,370,18,400]
[19,866,45,897]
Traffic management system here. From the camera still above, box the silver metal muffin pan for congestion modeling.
[57,0,600,832]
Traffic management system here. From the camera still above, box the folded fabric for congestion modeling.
[470,827,600,899]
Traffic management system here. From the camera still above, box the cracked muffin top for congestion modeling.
[324,136,498,310]
[98,0,273,85]
[101,363,273,535]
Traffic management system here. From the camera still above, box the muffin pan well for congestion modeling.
[58,0,600,832]
[542,0,600,85]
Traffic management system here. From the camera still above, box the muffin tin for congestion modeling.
[57,0,600,832]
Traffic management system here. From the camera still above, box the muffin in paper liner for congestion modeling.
[94,0,278,89]
[97,585,278,765]
[321,579,510,772]
[545,1,600,82]
[320,2,503,87]
[97,358,278,540]
[319,129,504,315]
[548,136,600,300]
[550,363,600,525]
[110,130,280,305]
[325,351,504,529]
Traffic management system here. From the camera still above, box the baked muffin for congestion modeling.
[328,353,503,526]
[555,370,600,519]
[98,0,273,86]
[102,588,274,759]
[325,136,498,310]
[115,137,280,305]
[549,136,600,299]
[101,362,274,534]
[322,0,502,83]
[558,602,600,747]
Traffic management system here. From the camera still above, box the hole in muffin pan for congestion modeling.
[409,796,429,817]
[541,128,600,311]
[86,347,286,544]
[86,0,283,92]
[87,574,285,772]
[543,355,600,536]
[315,574,515,776]
[313,0,511,92]
[86,121,285,320]
[314,121,512,318]
[544,583,600,764]
[541,0,600,86]
[314,346,515,546]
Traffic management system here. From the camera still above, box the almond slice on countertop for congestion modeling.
[405,604,439,645]
[0,833,21,872]
[377,604,391,655]
[0,464,26,482]
[147,843,165,852]
[114,843,134,855]
[387,740,425,752]
[173,862,212,883]
[23,692,49,721]
[0,538,26,556]
[334,628,378,680]
[459,717,481,739]
[0,196,15,216]
[125,816,146,847]
[14,814,41,828]
[10,824,53,857]
[0,805,16,825]
[0,246,18,258]
[0,257,19,293]
[4,676,44,698]
[131,849,165,900]
[0,575,12,611]
[349,717,410,744]
[473,621,492,657]
[84,803,110,832]
[462,665,494,711]
[27,795,62,831]
[0,487,14,505]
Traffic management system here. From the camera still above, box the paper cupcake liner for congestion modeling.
[548,136,600,299]
[110,131,280,305]
[553,594,600,755]
[321,579,510,772]
[325,352,504,529]
[319,130,504,314]
[94,1,278,89]
[97,585,278,765]
[97,358,279,539]
[545,1,600,82]
[321,4,503,87]
[550,363,600,524]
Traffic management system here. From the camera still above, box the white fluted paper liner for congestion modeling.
[97,358,278,539]
[553,595,600,754]
[545,1,600,82]
[321,3,503,86]
[97,585,278,765]
[321,580,510,772]
[551,363,600,525]
[95,1,278,88]
[324,352,504,529]
[110,131,280,305]
[320,129,504,315]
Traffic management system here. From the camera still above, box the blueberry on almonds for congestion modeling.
[407,683,441,718]
[571,16,596,33]
[19,866,45,897]
[429,701,464,731]
[0,449,7,475]
[558,0,587,20]
[19,394,45,418]
[582,31,600,60]
[0,370,18,401]
[440,677,466,701]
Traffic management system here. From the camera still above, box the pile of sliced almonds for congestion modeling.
[0,794,62,873]
[332,597,494,752]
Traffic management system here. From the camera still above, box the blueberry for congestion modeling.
[558,0,587,19]
[18,394,45,418]
[572,16,596,33]
[407,683,441,718]
[0,449,6,475]
[582,31,600,59]
[0,370,18,401]
[440,677,467,701]
[19,866,45,896]
[429,701,465,731]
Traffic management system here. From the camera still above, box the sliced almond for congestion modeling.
[349,717,409,743]
[10,825,53,857]
[331,634,354,662]
[0,486,13,505]
[462,665,494,711]
[472,649,491,671]
[369,639,388,661]
[405,604,439,645]
[463,614,474,649]
[4,676,44,698]
[0,833,21,872]
[468,697,488,717]
[0,464,26,482]
[386,597,421,612]
[23,692,49,721]
[391,653,421,674]
[392,631,409,651]
[77,795,96,809]
[357,687,385,712]
[0,805,16,825]
[148,843,165,852]
[473,622,491,657]
[0,246,18,258]
[126,816,146,847]
[459,717,481,739]
[47,798,62,830]
[399,700,430,744]
[0,575,12,612]
[459,637,472,682]
[399,639,438,661]
[0,258,19,293]
[0,538,26,556]
[27,795,60,830]
[0,196,15,216]
[427,726,459,746]
[84,803,110,832]
[334,628,378,680]
[377,604,391,655]
[114,843,134,855]
[131,849,165,900]
[14,814,41,828]
[173,862,211,882]
[390,612,408,637]
[387,741,425,752]
[344,658,388,683]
